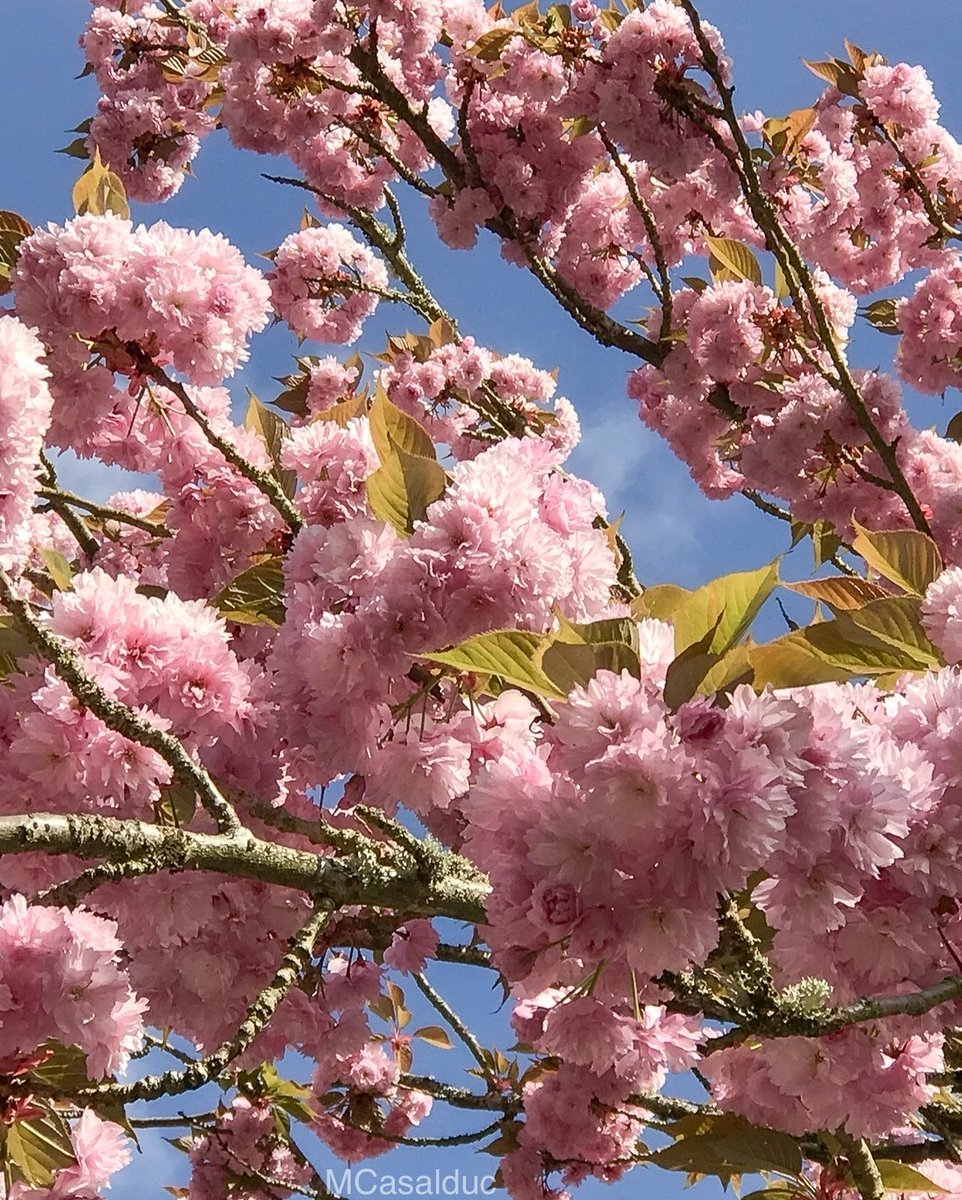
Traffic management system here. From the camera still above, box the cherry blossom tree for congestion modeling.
[6,3,962,1199]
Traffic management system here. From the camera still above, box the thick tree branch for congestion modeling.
[0,811,489,922]
[704,973,962,1054]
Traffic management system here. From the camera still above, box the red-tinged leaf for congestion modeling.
[414,1026,453,1049]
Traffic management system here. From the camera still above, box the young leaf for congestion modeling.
[663,618,722,710]
[851,521,943,596]
[834,596,942,667]
[38,548,74,593]
[705,237,763,286]
[647,1113,803,1181]
[72,147,130,219]
[631,584,691,623]
[749,630,855,689]
[244,392,297,498]
[423,630,567,701]
[860,297,900,334]
[670,561,780,658]
[315,391,368,428]
[367,443,446,535]
[0,210,32,296]
[214,557,286,627]
[803,58,861,97]
[369,384,436,462]
[5,1110,77,1188]
[539,638,641,695]
[27,1043,91,1092]
[874,1161,948,1193]
[785,577,888,611]
[414,1026,453,1049]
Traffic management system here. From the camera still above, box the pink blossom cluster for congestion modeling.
[0,569,254,822]
[0,317,54,573]
[502,993,701,1195]
[13,213,269,394]
[186,1097,313,1200]
[81,4,219,201]
[268,225,389,345]
[0,895,145,1079]
[380,337,570,459]
[923,566,962,663]
[702,1027,943,1140]
[273,430,619,796]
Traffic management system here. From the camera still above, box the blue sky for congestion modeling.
[4,3,962,1197]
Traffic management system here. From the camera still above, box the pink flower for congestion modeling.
[268,225,389,344]
[0,317,54,573]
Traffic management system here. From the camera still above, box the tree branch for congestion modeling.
[0,570,243,836]
[0,811,489,922]
[81,906,331,1102]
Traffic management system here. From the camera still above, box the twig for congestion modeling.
[37,486,171,539]
[413,972,493,1078]
[0,569,243,835]
[679,0,931,536]
[79,906,331,1103]
[840,1134,886,1200]
[704,972,962,1053]
[129,351,303,535]
[30,857,170,907]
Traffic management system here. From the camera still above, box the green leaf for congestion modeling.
[369,995,395,1023]
[946,411,962,443]
[367,443,446,535]
[5,1110,77,1187]
[803,58,861,97]
[423,630,567,701]
[670,561,780,657]
[467,27,518,60]
[785,577,888,611]
[540,639,641,695]
[749,630,855,689]
[860,297,900,334]
[705,236,763,286]
[875,1161,948,1193]
[72,147,129,219]
[789,599,940,675]
[0,615,32,676]
[244,392,297,499]
[57,137,91,160]
[741,1188,808,1200]
[851,521,943,596]
[773,261,791,300]
[315,391,367,428]
[648,1113,803,1182]
[552,614,640,651]
[28,1043,92,1092]
[369,384,436,462]
[631,584,690,623]
[155,782,197,828]
[696,640,755,697]
[834,596,942,667]
[663,618,722,710]
[214,557,286,628]
[414,1026,454,1049]
[38,548,74,593]
[542,614,642,691]
[762,107,817,159]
